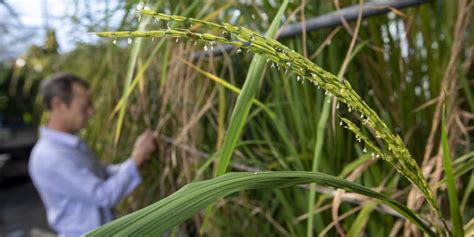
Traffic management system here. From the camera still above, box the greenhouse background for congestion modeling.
[0,0,473,236]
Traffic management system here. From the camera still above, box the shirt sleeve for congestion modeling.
[35,155,142,208]
[105,164,121,176]
[105,159,142,194]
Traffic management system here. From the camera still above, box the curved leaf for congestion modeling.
[85,171,435,236]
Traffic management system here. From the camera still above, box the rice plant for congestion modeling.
[88,4,472,235]
[96,13,441,215]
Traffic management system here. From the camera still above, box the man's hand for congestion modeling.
[131,130,157,167]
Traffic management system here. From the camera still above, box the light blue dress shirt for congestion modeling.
[29,127,142,237]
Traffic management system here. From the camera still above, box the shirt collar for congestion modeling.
[40,126,81,148]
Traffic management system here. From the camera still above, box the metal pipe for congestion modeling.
[192,0,432,59]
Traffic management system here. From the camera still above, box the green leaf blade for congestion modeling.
[85,171,435,237]
[441,105,464,236]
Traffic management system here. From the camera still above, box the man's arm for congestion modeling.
[33,154,141,208]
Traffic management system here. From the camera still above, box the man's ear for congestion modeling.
[50,96,65,111]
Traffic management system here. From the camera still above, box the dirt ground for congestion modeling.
[0,175,54,237]
[0,127,54,237]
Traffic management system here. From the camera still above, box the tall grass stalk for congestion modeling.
[109,38,167,120]
[202,2,289,232]
[308,1,364,234]
[346,202,376,237]
[307,98,330,236]
[113,16,150,143]
[441,105,464,236]
[213,0,289,177]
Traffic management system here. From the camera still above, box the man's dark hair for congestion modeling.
[40,73,89,110]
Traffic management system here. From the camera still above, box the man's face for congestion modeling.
[57,83,93,133]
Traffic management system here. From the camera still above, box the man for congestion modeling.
[29,73,156,237]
